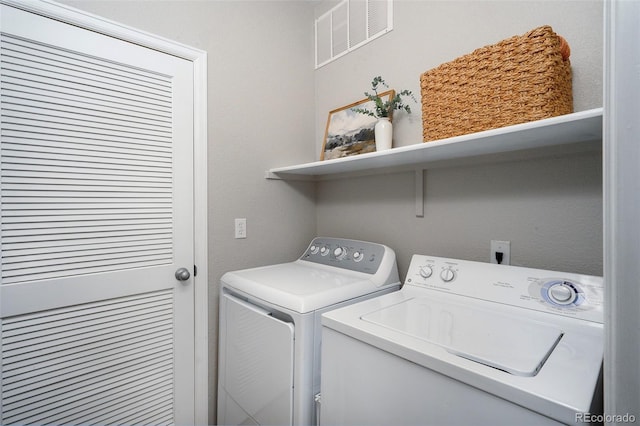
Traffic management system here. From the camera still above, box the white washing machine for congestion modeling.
[320,254,604,425]
[217,237,400,426]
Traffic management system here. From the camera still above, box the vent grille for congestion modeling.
[1,290,175,425]
[0,34,174,284]
[315,0,393,68]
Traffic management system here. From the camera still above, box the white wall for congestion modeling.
[62,1,317,423]
[315,0,604,279]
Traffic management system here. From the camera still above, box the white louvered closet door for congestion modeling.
[0,5,195,425]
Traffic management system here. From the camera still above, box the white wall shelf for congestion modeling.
[266,108,603,181]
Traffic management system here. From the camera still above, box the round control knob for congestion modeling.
[333,246,347,259]
[419,266,433,279]
[309,245,319,254]
[353,251,363,262]
[440,268,456,283]
[549,282,575,304]
[320,246,329,256]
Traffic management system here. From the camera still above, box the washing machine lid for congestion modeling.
[361,296,563,377]
[221,261,378,313]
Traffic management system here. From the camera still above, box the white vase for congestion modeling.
[374,117,393,151]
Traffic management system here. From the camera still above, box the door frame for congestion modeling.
[0,0,209,423]
[603,0,640,419]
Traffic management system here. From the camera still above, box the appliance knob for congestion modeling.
[353,251,363,262]
[333,246,347,259]
[320,246,329,256]
[419,266,433,279]
[549,282,576,304]
[310,245,319,254]
[440,268,456,283]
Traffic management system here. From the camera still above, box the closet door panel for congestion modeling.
[0,5,195,424]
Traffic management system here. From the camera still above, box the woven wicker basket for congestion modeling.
[420,25,573,142]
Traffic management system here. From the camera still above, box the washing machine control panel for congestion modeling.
[404,255,604,323]
[301,237,386,274]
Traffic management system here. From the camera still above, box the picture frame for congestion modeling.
[321,90,395,160]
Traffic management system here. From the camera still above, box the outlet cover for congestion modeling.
[235,218,247,239]
[490,240,510,265]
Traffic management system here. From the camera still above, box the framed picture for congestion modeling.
[321,90,395,160]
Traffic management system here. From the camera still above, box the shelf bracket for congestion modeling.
[415,169,425,217]
[265,170,283,180]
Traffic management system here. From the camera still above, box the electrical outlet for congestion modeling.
[490,240,510,265]
[235,218,247,239]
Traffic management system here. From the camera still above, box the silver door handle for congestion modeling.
[175,267,191,281]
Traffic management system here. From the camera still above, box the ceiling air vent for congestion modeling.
[315,0,393,69]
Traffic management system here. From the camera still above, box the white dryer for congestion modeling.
[217,237,400,426]
[320,255,604,425]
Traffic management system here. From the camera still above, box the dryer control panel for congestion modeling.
[300,237,387,275]
[404,255,604,323]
